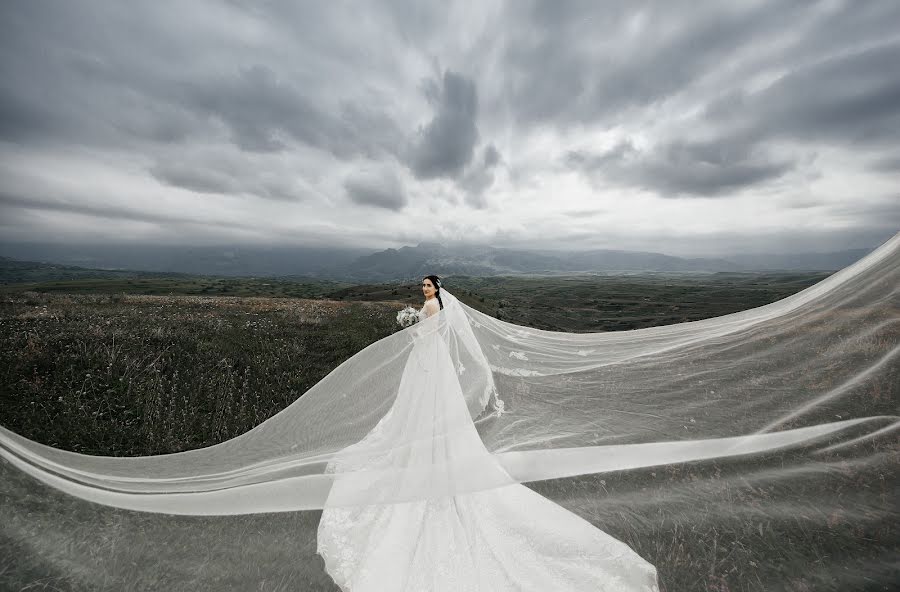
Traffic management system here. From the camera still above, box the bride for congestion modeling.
[316,275,661,591]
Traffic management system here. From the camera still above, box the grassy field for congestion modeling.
[2,267,831,328]
[2,272,895,591]
[0,271,831,455]
[0,291,401,456]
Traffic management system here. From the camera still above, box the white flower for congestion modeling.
[576,349,595,357]
[509,351,528,361]
[456,361,466,375]
[396,306,420,328]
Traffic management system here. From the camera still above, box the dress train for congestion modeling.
[316,303,660,591]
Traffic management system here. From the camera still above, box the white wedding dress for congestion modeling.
[316,294,660,591]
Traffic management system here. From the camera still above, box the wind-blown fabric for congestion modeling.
[1,231,898,590]
[315,296,659,590]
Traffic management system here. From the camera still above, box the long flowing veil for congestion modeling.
[314,292,663,590]
[2,231,898,589]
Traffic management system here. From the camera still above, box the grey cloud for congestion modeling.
[0,3,214,149]
[149,162,236,196]
[457,144,502,209]
[484,144,501,168]
[149,158,307,203]
[825,197,900,226]
[0,4,406,161]
[380,0,446,46]
[561,208,606,217]
[502,1,811,125]
[869,155,900,173]
[457,172,491,208]
[705,41,900,146]
[344,168,408,211]
[565,141,637,169]
[502,1,900,198]
[0,89,66,144]
[409,71,479,179]
[563,35,900,197]
[740,2,900,87]
[1,1,897,250]
[568,138,794,197]
[0,190,255,231]
[181,64,404,158]
[783,197,825,210]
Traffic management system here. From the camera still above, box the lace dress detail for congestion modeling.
[317,483,659,591]
[419,298,440,321]
[316,296,659,591]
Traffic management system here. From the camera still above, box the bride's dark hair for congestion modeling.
[423,275,444,310]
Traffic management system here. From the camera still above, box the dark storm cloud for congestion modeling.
[0,0,898,251]
[704,41,900,147]
[508,1,900,197]
[0,3,405,160]
[344,168,408,211]
[181,64,405,158]
[484,144,501,168]
[869,155,900,173]
[567,138,794,197]
[501,0,811,125]
[149,162,235,196]
[575,38,900,196]
[0,190,255,231]
[409,71,480,179]
[0,3,210,149]
[501,1,900,129]
[457,144,502,209]
[0,91,66,144]
[149,157,308,203]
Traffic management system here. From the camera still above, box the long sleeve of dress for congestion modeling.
[411,299,441,340]
[422,298,440,318]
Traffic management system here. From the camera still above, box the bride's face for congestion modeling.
[422,278,436,299]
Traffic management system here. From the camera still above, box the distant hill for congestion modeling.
[335,242,745,281]
[725,249,874,271]
[0,241,876,283]
[327,242,874,281]
[0,243,369,278]
[0,255,198,284]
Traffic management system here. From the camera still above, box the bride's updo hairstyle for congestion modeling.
[423,274,444,310]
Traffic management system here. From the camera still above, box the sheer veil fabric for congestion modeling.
[1,231,898,589]
[315,294,660,590]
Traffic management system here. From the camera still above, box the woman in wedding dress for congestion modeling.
[316,275,661,591]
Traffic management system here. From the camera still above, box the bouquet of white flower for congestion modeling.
[396,305,420,328]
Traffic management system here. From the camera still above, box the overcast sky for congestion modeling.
[1,1,898,257]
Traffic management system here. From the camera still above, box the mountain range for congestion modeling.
[0,241,875,282]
